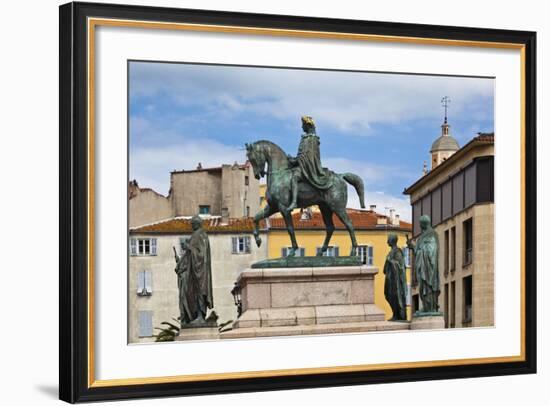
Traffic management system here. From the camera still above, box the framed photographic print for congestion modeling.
[59,1,537,403]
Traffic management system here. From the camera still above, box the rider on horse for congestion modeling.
[285,116,333,214]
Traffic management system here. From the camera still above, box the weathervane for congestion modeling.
[441,96,451,124]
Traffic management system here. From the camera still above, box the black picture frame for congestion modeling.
[59,1,537,403]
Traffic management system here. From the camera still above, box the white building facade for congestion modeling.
[128,217,268,343]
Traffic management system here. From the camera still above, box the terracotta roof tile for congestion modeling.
[131,216,262,233]
[269,209,411,231]
[131,209,411,234]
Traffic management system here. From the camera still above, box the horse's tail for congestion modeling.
[343,173,366,209]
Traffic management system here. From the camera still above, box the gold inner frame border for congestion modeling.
[86,17,527,388]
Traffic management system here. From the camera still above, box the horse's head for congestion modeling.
[245,142,267,180]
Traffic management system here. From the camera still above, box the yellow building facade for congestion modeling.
[266,209,412,320]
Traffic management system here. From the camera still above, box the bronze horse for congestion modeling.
[246,140,366,257]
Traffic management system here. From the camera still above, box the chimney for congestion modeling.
[221,207,229,225]
[377,216,387,226]
[369,204,377,211]
[394,214,400,226]
[197,162,202,170]
[389,208,395,224]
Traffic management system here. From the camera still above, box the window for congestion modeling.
[138,310,153,337]
[444,283,449,328]
[199,205,210,215]
[450,281,456,328]
[245,175,249,186]
[463,275,473,324]
[442,180,452,220]
[130,238,157,256]
[281,247,305,257]
[246,206,250,217]
[357,245,373,265]
[412,294,419,314]
[431,187,442,225]
[413,201,422,236]
[450,226,456,271]
[316,246,339,257]
[231,236,251,254]
[463,218,473,266]
[444,229,449,275]
[452,172,464,214]
[137,270,153,296]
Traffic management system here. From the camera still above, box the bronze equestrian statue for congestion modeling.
[246,116,365,257]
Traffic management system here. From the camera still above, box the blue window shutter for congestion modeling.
[145,270,153,294]
[299,248,305,257]
[368,246,374,265]
[130,238,137,256]
[151,238,157,255]
[138,311,153,337]
[231,237,237,254]
[137,270,144,294]
[282,247,287,257]
[316,247,321,256]
[335,246,339,257]
[245,236,251,253]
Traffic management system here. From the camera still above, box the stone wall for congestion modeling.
[128,231,268,343]
[129,188,172,228]
[171,169,223,217]
[411,203,494,328]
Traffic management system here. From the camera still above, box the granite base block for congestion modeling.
[410,314,445,330]
[221,320,410,339]
[175,326,220,341]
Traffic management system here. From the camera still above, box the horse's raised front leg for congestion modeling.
[253,204,275,247]
[334,207,358,256]
[318,204,335,256]
[279,203,299,257]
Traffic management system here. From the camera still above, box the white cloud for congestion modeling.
[130,135,413,221]
[130,62,493,136]
[346,187,412,222]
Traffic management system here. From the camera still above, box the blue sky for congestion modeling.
[129,61,494,221]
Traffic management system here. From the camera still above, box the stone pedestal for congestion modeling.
[221,265,408,339]
[176,324,219,341]
[410,313,445,330]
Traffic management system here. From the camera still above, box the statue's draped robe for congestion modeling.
[175,249,197,323]
[297,133,333,190]
[175,228,213,323]
[383,247,407,320]
[413,228,440,312]
[188,227,214,313]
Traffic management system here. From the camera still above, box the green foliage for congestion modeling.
[154,318,181,342]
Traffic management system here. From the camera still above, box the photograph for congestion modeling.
[127,61,495,343]
[56,2,537,401]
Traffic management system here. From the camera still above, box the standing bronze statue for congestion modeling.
[407,215,440,313]
[246,116,366,257]
[173,215,214,325]
[383,233,408,321]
